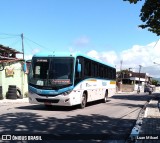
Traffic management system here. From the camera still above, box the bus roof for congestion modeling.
[33,52,115,68]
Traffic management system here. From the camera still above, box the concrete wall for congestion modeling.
[121,84,134,92]
[134,84,144,92]
[0,61,28,98]
[155,87,160,92]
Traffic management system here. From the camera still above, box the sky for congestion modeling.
[0,0,160,77]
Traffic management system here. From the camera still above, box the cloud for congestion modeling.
[120,42,160,70]
[87,50,100,60]
[74,36,90,47]
[87,50,117,66]
[87,41,160,77]
[101,51,117,65]
[31,48,40,54]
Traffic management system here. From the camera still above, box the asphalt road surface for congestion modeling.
[0,93,153,143]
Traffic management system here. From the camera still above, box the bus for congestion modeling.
[28,52,116,108]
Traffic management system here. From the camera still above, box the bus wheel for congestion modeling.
[103,91,108,103]
[80,93,87,109]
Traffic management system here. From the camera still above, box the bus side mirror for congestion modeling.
[77,59,81,73]
[23,61,27,73]
[77,63,81,72]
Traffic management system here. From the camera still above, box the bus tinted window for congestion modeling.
[84,60,91,77]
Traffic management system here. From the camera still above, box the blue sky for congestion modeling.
[0,0,160,77]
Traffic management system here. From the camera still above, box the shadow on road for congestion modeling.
[16,104,77,111]
[112,93,153,101]
[16,100,111,112]
[0,112,135,142]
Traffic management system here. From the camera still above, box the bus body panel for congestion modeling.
[29,78,116,106]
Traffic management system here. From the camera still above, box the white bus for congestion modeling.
[28,52,116,108]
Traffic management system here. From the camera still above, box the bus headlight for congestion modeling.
[63,90,72,96]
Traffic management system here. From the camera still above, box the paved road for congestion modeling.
[0,93,153,143]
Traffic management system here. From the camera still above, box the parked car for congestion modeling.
[144,85,153,94]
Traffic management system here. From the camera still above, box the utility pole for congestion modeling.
[138,65,142,93]
[120,60,123,83]
[21,33,24,60]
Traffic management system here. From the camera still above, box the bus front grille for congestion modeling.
[36,98,59,103]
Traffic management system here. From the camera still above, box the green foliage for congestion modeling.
[123,0,141,4]
[24,92,28,97]
[124,0,160,36]
[117,69,130,74]
[151,79,158,86]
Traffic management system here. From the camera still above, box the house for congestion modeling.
[0,44,28,99]
[117,70,152,92]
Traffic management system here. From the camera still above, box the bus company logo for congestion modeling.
[86,83,91,87]
[2,135,11,140]
[102,82,107,86]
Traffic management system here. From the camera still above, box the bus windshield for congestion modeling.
[28,57,74,89]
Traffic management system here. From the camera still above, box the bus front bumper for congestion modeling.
[29,92,72,106]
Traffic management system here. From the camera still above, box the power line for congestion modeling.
[0,33,54,56]
[0,33,20,37]
[24,38,35,51]
[24,36,52,52]
[0,36,18,39]
[24,36,47,49]
[152,39,160,49]
[8,37,21,48]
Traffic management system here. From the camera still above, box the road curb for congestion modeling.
[126,99,150,142]
[0,98,29,103]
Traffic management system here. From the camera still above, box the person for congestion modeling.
[137,86,140,94]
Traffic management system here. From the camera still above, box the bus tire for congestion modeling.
[103,90,108,103]
[80,92,87,109]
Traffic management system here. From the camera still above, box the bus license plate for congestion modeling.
[44,102,51,106]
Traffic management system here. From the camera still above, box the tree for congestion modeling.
[151,79,158,86]
[124,0,160,36]
[116,69,131,82]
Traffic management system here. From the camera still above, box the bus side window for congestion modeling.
[108,67,112,79]
[84,59,91,77]
[99,64,104,78]
[111,68,113,79]
[113,69,116,80]
[91,62,97,77]
[104,67,107,79]
[35,66,40,75]
[106,67,108,79]
[95,63,98,77]
[91,62,94,77]
[106,67,109,79]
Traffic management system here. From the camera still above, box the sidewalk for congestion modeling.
[135,94,160,142]
[116,91,138,95]
[0,97,29,103]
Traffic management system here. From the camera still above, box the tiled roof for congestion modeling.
[0,44,23,63]
[0,59,23,64]
[131,72,146,78]
[118,71,152,78]
[0,44,22,54]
